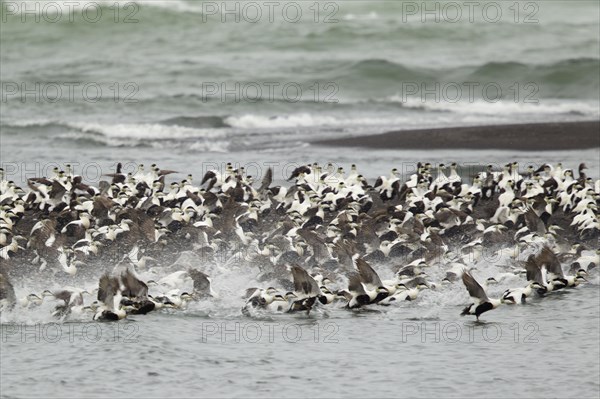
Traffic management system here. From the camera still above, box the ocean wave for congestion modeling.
[342,12,379,21]
[224,113,415,129]
[135,0,201,13]
[159,116,230,129]
[0,118,63,128]
[3,100,597,144]
[333,58,600,100]
[65,122,220,140]
[334,59,432,82]
[225,114,339,129]
[398,99,600,117]
[0,119,229,151]
[1,113,413,141]
[62,122,229,152]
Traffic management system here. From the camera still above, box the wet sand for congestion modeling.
[314,121,600,150]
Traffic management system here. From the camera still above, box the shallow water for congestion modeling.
[2,283,599,398]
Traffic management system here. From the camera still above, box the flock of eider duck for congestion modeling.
[0,161,598,322]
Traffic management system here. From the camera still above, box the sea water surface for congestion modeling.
[1,277,599,398]
[1,0,599,160]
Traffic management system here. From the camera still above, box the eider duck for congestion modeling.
[287,265,321,315]
[93,273,126,321]
[460,270,503,321]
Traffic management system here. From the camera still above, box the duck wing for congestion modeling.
[291,265,320,297]
[355,257,383,288]
[538,246,564,278]
[462,270,489,303]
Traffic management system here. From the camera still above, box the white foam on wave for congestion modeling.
[1,118,58,128]
[56,122,229,152]
[342,12,379,21]
[136,0,202,13]
[397,97,600,116]
[225,97,599,131]
[67,122,217,139]
[224,113,413,129]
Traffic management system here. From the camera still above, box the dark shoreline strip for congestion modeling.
[314,121,600,151]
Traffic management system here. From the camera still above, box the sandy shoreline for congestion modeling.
[314,121,600,151]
